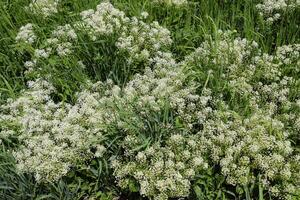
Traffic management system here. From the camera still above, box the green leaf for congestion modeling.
[128,179,139,193]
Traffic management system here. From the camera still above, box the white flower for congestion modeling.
[28,0,59,17]
[154,0,188,6]
[16,23,36,44]
[141,11,149,19]
[95,145,106,158]
[193,157,203,167]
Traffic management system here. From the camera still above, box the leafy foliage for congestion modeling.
[0,0,299,200]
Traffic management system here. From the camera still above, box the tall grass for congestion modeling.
[0,0,299,199]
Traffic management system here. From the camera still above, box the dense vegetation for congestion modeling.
[0,0,299,199]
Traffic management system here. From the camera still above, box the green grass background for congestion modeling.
[0,0,299,199]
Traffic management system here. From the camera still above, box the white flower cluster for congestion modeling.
[190,32,299,104]
[182,31,300,198]
[256,0,300,23]
[19,2,172,79]
[22,24,77,74]
[51,24,77,41]
[116,20,172,63]
[276,43,300,68]
[113,134,208,200]
[118,53,206,126]
[200,109,298,197]
[47,24,78,57]
[81,2,172,64]
[80,2,126,37]
[109,55,213,200]
[111,56,212,151]
[182,31,299,110]
[153,0,188,6]
[28,0,59,17]
[15,23,36,44]
[0,79,108,182]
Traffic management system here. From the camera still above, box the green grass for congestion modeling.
[0,0,299,199]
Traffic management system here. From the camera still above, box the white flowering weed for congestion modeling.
[15,23,36,44]
[256,0,300,23]
[0,79,109,181]
[153,0,188,6]
[1,0,300,200]
[28,0,59,17]
[80,2,172,64]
